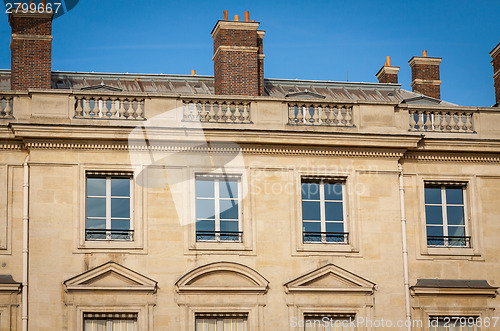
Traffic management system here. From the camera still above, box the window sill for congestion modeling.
[77,239,144,251]
[295,243,360,256]
[421,246,480,258]
[187,241,254,255]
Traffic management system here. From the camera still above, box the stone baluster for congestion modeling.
[126,99,135,119]
[83,97,91,118]
[409,110,416,130]
[456,112,465,132]
[464,113,473,132]
[305,105,312,124]
[288,105,295,124]
[344,106,352,126]
[338,106,345,125]
[109,97,118,118]
[320,106,327,125]
[423,111,431,130]
[208,102,216,122]
[4,97,13,118]
[75,96,83,118]
[312,105,319,124]
[136,100,144,119]
[242,103,250,123]
[118,98,126,118]
[416,111,424,131]
[297,105,304,123]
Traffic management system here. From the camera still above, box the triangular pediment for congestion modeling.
[284,264,375,294]
[64,261,157,293]
[176,262,269,294]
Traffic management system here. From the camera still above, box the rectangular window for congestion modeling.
[195,175,242,242]
[424,183,469,247]
[86,173,133,241]
[83,312,137,331]
[195,313,247,331]
[429,316,480,331]
[304,313,355,331]
[301,178,348,244]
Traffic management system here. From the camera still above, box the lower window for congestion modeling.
[429,316,481,331]
[304,313,355,331]
[83,312,137,331]
[195,313,247,331]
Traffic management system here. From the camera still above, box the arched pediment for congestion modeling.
[176,262,269,294]
[63,261,157,293]
[284,263,375,294]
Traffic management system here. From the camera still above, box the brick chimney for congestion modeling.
[408,50,442,99]
[212,11,265,96]
[9,11,54,90]
[376,56,399,84]
[490,42,500,107]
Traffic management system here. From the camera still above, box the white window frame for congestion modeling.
[301,178,348,244]
[424,184,469,248]
[85,174,134,242]
[195,174,242,243]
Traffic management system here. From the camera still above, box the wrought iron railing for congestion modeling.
[85,229,134,241]
[303,232,349,244]
[427,236,471,248]
[196,231,243,242]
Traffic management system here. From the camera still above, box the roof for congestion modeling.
[0,69,456,105]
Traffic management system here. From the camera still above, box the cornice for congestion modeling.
[0,143,23,150]
[404,153,500,163]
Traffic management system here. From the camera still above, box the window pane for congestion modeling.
[324,183,342,200]
[220,220,238,232]
[446,188,463,205]
[448,226,465,237]
[302,201,320,220]
[302,182,320,200]
[196,318,216,331]
[303,221,321,233]
[425,187,442,204]
[111,178,130,197]
[111,198,130,218]
[111,219,130,230]
[196,199,215,219]
[86,197,106,217]
[426,226,443,237]
[196,180,214,198]
[220,200,238,219]
[219,180,238,199]
[447,206,464,225]
[326,222,344,233]
[196,220,215,232]
[425,206,443,225]
[87,177,106,196]
[325,202,343,221]
[86,218,106,229]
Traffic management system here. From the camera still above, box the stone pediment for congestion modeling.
[63,261,157,293]
[284,264,375,294]
[176,262,269,294]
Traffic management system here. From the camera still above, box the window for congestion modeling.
[301,178,348,244]
[195,313,247,331]
[424,183,469,247]
[195,175,241,242]
[85,173,133,241]
[304,313,355,331]
[83,312,137,331]
[429,316,481,331]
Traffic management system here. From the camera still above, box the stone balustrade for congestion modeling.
[182,99,252,123]
[74,95,145,120]
[0,95,14,118]
[409,109,474,133]
[288,103,354,126]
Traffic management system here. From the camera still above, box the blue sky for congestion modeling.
[0,0,498,106]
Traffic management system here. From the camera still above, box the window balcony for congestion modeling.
[196,231,243,243]
[303,232,349,244]
[85,229,134,241]
[427,236,471,248]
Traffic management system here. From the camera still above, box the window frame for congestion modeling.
[83,312,138,331]
[195,313,248,331]
[194,174,242,243]
[301,178,348,244]
[85,174,134,242]
[424,184,469,248]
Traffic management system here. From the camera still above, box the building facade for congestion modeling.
[0,8,499,331]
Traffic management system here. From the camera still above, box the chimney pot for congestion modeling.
[191,69,196,76]
[423,50,427,57]
[386,56,391,66]
[234,15,239,21]
[223,10,228,20]
[245,11,250,22]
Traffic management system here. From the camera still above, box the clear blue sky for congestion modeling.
[0,0,498,106]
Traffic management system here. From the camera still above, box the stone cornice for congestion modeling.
[404,153,500,163]
[408,56,442,67]
[11,33,53,41]
[211,21,260,38]
[375,65,400,80]
[490,42,500,59]
[411,79,442,86]
[213,45,259,61]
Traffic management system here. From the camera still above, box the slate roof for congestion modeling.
[0,69,456,105]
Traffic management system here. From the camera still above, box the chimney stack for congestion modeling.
[408,50,442,99]
[490,42,500,107]
[9,10,54,90]
[376,56,399,84]
[212,11,265,96]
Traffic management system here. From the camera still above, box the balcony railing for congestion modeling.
[196,231,243,242]
[85,229,134,241]
[75,95,145,120]
[409,109,474,132]
[288,103,354,126]
[0,95,13,119]
[183,100,252,123]
[427,236,471,248]
[303,232,349,244]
